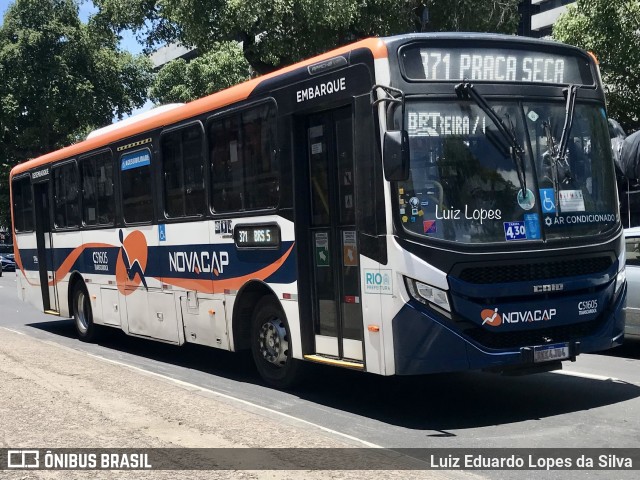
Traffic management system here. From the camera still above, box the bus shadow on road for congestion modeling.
[26,318,259,383]
[27,318,640,432]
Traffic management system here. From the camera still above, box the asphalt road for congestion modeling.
[1,272,639,479]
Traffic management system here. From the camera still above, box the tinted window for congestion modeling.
[209,104,278,212]
[53,162,80,229]
[162,125,205,218]
[81,152,115,226]
[121,149,153,223]
[12,176,33,232]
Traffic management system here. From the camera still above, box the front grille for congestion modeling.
[458,256,613,284]
[463,318,603,350]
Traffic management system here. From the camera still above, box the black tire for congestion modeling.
[72,282,100,342]
[251,296,304,389]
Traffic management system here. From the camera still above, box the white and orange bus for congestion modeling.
[11,34,627,387]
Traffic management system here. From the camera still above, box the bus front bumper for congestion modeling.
[391,284,626,375]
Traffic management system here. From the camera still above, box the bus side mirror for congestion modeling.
[383,130,410,181]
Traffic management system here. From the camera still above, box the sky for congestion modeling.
[0,0,144,55]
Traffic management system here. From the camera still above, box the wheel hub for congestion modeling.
[258,318,289,367]
[75,291,89,334]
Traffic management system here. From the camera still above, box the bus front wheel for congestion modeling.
[251,297,303,389]
[72,283,100,342]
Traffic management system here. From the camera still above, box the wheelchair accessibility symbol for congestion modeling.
[539,188,556,214]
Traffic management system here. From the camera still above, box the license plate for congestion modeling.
[534,343,569,363]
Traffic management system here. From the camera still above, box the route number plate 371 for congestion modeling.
[534,342,570,363]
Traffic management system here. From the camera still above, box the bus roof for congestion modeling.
[10,37,387,179]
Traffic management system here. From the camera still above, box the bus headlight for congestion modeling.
[404,277,451,313]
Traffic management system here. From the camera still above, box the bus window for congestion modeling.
[209,104,278,212]
[52,162,80,229]
[241,104,278,210]
[161,124,205,218]
[81,151,115,226]
[120,149,153,224]
[210,115,242,211]
[12,176,34,232]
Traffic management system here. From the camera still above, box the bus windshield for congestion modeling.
[396,100,618,244]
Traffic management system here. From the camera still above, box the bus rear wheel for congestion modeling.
[251,297,303,389]
[72,283,100,342]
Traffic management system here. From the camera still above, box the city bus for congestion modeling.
[10,33,627,388]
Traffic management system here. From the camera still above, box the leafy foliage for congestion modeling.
[149,1,520,74]
[150,42,250,103]
[131,0,520,103]
[0,0,153,228]
[420,0,520,33]
[553,0,640,131]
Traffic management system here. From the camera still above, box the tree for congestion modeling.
[94,0,520,75]
[419,1,520,34]
[92,0,519,105]
[0,0,153,228]
[150,42,250,104]
[553,0,640,131]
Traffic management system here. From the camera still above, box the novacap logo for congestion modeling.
[481,308,503,326]
[115,230,148,295]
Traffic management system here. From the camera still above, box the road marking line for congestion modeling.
[81,351,383,448]
[0,325,380,447]
[85,353,382,447]
[1,327,25,336]
[552,369,621,382]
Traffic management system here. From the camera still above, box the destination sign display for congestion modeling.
[401,45,593,85]
[234,224,281,248]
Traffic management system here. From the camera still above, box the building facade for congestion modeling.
[519,0,577,38]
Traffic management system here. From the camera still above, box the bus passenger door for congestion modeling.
[305,106,364,363]
[33,181,58,312]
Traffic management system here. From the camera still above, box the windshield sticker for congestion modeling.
[423,220,437,233]
[402,215,408,223]
[527,110,539,122]
[559,190,585,212]
[517,188,536,210]
[539,188,556,213]
[409,196,420,216]
[504,221,527,241]
[544,213,616,227]
[524,213,541,240]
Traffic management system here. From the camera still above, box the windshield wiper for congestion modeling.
[542,84,580,215]
[455,82,527,196]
